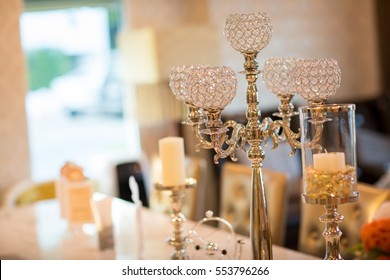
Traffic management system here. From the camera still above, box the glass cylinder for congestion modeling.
[299,104,358,205]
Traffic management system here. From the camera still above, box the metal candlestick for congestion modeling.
[155,178,196,260]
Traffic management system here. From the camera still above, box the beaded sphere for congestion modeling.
[224,12,272,54]
[186,66,237,110]
[262,57,297,97]
[291,59,341,102]
[169,65,208,105]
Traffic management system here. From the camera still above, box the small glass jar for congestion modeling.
[299,104,358,204]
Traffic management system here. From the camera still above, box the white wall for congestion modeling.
[0,0,30,194]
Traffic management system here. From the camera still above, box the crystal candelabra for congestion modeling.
[169,12,355,260]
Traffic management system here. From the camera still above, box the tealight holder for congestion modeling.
[299,104,358,259]
[155,178,197,260]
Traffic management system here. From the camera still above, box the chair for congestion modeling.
[298,183,390,258]
[219,162,288,246]
[1,179,56,208]
[149,156,207,221]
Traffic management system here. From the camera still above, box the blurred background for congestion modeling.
[1,0,389,250]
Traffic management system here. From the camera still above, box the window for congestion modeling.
[20,3,138,192]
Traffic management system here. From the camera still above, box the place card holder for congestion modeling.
[56,177,95,231]
[55,162,95,231]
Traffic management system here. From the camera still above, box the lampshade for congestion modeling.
[118,25,221,84]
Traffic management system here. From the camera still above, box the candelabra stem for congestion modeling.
[251,165,273,260]
[242,52,273,260]
[320,204,344,260]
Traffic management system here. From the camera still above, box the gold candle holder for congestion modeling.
[155,178,197,260]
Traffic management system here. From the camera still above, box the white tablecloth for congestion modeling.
[0,195,317,260]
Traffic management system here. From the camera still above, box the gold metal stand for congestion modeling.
[155,178,196,260]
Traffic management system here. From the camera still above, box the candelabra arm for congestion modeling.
[212,120,246,164]
[224,120,247,151]
[192,124,214,151]
[184,105,214,151]
[264,118,301,156]
[263,118,323,156]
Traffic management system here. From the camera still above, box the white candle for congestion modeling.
[313,152,346,172]
[159,137,186,186]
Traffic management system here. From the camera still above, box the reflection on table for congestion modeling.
[0,194,318,260]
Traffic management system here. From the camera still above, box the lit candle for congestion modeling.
[313,152,346,172]
[159,137,186,186]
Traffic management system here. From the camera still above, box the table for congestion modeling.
[0,195,317,260]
